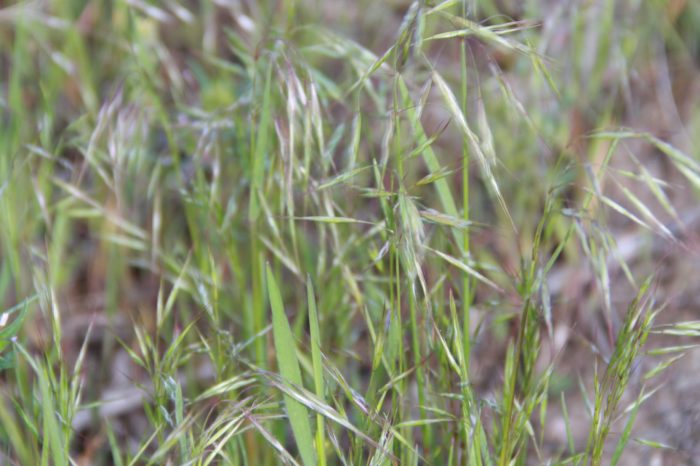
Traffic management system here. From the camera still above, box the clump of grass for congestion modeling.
[0,0,699,465]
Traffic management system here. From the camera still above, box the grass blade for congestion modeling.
[307,276,327,466]
[267,265,316,466]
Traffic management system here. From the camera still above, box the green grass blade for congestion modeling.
[307,276,327,466]
[267,265,316,466]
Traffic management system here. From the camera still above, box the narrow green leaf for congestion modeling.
[317,165,371,190]
[427,246,502,291]
[610,390,643,466]
[307,277,326,466]
[267,265,316,466]
[0,295,35,353]
[250,61,274,222]
[294,216,374,225]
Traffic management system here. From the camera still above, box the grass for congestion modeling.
[1,0,700,464]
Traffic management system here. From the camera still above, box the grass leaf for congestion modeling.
[267,265,317,466]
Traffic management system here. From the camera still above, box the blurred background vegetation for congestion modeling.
[1,0,700,464]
